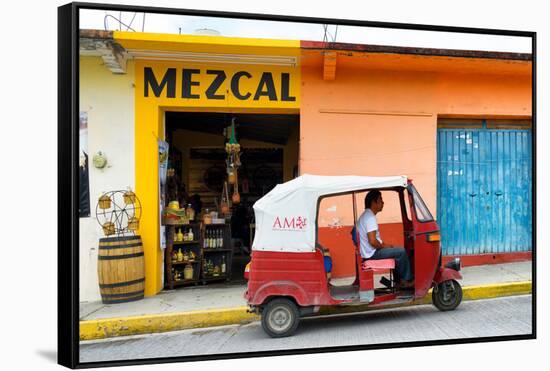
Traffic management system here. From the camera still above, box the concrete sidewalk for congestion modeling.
[80,261,532,340]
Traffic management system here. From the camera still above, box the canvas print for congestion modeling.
[73,4,534,365]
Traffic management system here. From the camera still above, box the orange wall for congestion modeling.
[301,54,531,277]
[300,66,438,216]
[300,64,531,192]
[435,72,531,117]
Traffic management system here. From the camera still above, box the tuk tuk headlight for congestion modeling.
[445,257,461,271]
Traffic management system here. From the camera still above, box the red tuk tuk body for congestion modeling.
[244,175,462,337]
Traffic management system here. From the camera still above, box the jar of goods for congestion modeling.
[184,264,194,280]
[203,209,212,225]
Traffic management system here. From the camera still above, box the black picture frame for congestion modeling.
[58,2,536,368]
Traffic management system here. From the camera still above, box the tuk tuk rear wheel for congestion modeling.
[261,298,300,338]
[432,279,462,311]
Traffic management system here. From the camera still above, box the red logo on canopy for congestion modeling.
[272,216,307,231]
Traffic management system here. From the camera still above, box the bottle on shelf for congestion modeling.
[184,264,194,280]
[218,229,223,248]
[171,250,178,262]
[177,248,184,262]
[221,255,226,274]
[188,228,194,242]
[177,228,184,242]
[186,204,195,221]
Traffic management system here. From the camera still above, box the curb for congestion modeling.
[80,281,531,341]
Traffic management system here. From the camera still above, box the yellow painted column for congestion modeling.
[135,92,164,296]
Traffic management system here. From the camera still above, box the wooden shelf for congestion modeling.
[165,222,233,289]
[171,260,201,265]
[173,240,200,245]
[163,222,196,227]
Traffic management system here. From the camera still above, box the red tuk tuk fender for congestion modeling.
[433,266,462,284]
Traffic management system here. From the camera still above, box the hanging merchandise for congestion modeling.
[220,181,231,215]
[232,171,241,205]
[228,169,236,185]
[225,117,242,193]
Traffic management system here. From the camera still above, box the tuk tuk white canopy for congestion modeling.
[252,174,408,252]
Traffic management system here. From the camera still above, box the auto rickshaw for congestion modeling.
[244,174,463,338]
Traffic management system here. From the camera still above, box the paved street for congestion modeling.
[80,295,532,363]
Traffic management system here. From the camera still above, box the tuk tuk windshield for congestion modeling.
[409,185,434,222]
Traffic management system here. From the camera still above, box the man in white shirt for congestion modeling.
[357,190,413,288]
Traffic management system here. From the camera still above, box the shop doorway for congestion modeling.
[164,111,300,283]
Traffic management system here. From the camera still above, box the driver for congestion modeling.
[357,190,413,289]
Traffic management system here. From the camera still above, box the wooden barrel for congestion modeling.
[97,235,145,304]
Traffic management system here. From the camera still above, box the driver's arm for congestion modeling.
[367,231,393,249]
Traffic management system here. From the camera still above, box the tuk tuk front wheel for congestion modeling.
[261,298,300,338]
[432,280,462,311]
